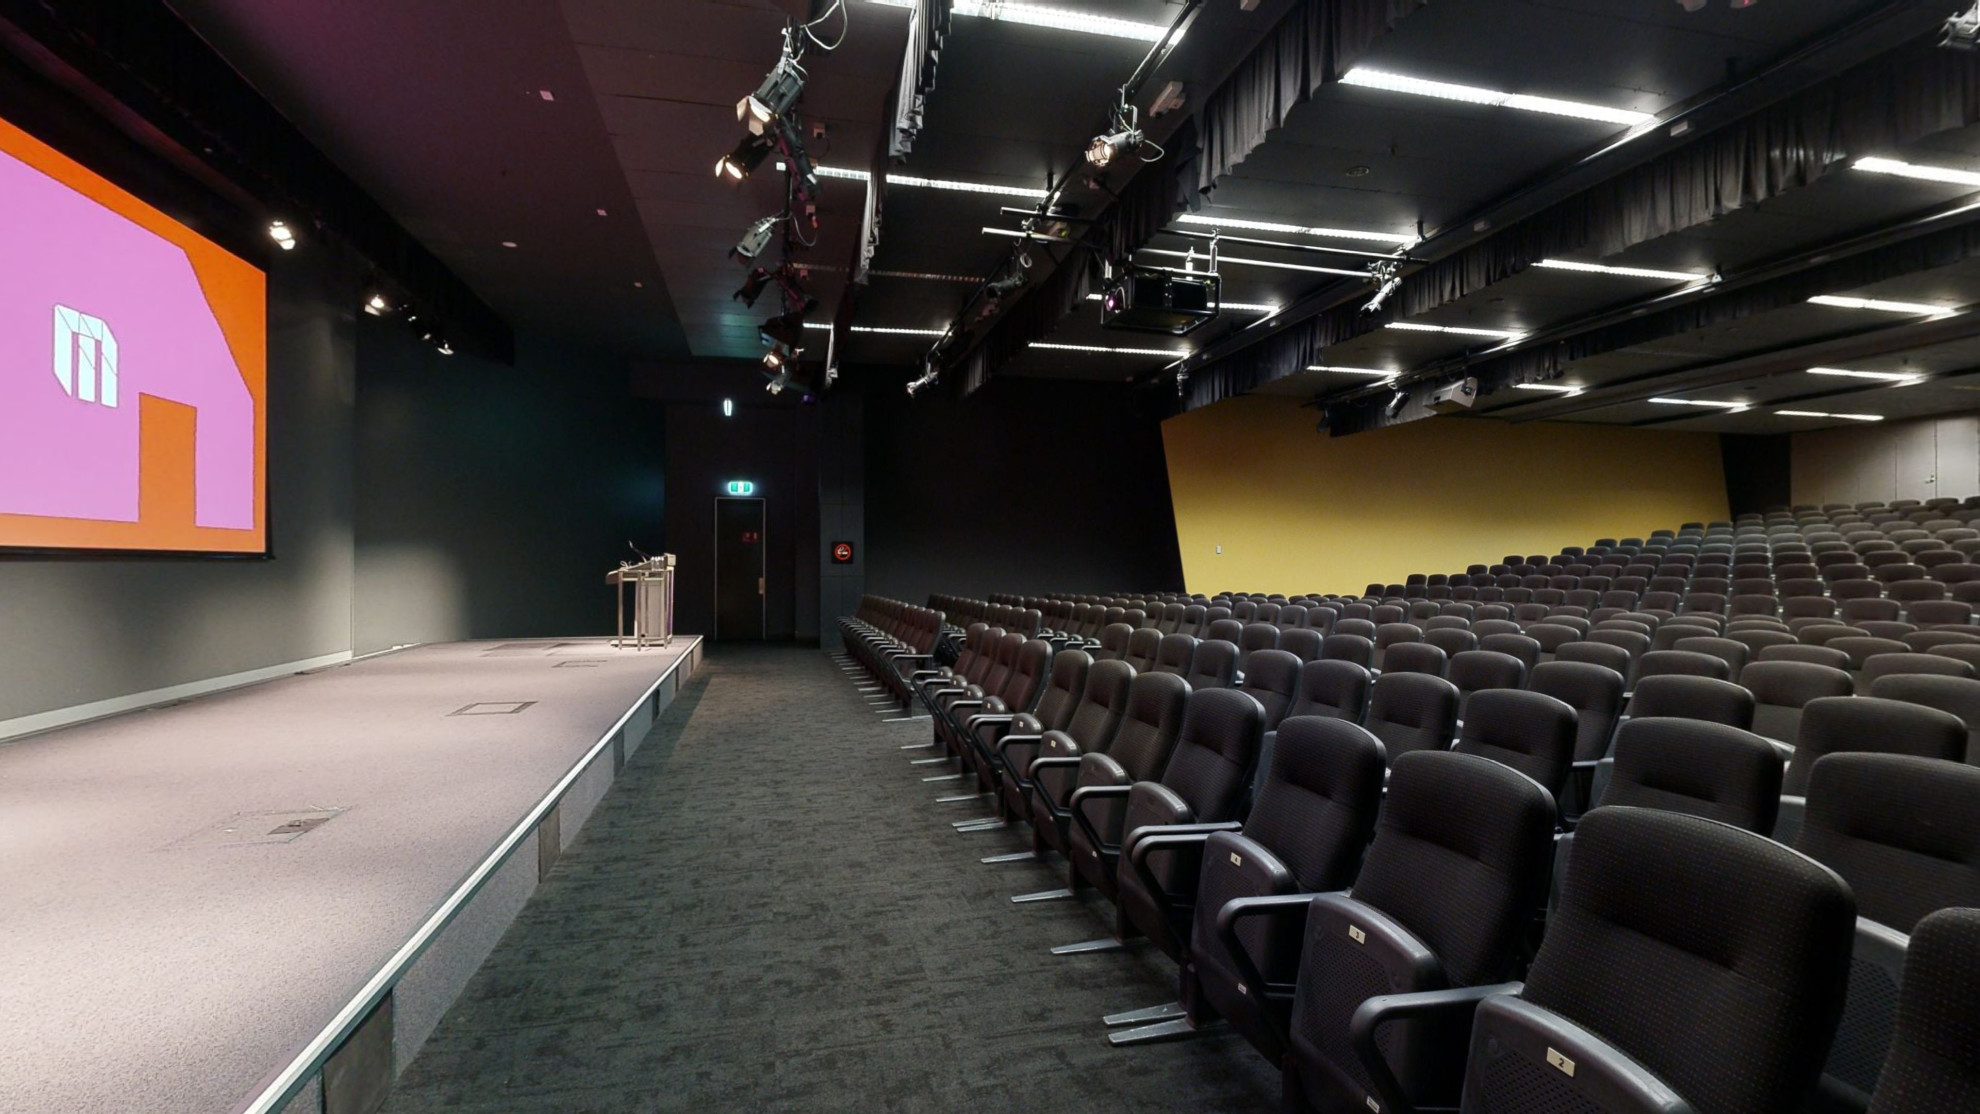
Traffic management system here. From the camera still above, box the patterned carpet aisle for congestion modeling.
[382,644,1279,1113]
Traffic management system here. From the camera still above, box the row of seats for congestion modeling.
[838,599,1980,1113]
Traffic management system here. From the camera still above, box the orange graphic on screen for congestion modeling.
[0,114,267,554]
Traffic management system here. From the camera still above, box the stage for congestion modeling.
[0,635,701,1114]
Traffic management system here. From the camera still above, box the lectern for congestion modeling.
[608,555,676,649]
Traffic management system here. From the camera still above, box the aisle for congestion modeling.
[383,644,1278,1113]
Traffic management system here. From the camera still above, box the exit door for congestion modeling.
[715,497,766,640]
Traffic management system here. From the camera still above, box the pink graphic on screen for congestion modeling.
[0,148,254,529]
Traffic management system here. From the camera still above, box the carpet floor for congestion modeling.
[381,644,1281,1113]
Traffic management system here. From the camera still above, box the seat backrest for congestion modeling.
[1798,753,1980,933]
[1745,660,1854,745]
[996,638,1055,712]
[1124,626,1163,673]
[1184,639,1239,690]
[1364,672,1459,764]
[1380,641,1448,678]
[1288,659,1372,722]
[1237,649,1303,731]
[1786,697,1968,796]
[1446,650,1527,710]
[1760,642,1853,670]
[1423,627,1478,657]
[1674,635,1750,678]
[1103,671,1192,778]
[1062,658,1135,750]
[1637,648,1733,681]
[1205,618,1244,645]
[1244,717,1386,889]
[976,631,1026,693]
[1867,673,1980,760]
[1528,660,1625,763]
[1602,717,1783,832]
[1866,907,1980,1114]
[1178,603,1208,638]
[1277,627,1323,663]
[1477,633,1541,671]
[1453,688,1578,800]
[1153,632,1197,676]
[1861,652,1975,687]
[1153,687,1267,822]
[1626,674,1755,729]
[1320,633,1375,669]
[1030,650,1092,732]
[1095,622,1134,661]
[1517,807,1855,1114]
[1348,750,1558,985]
[1238,621,1281,666]
[1553,639,1631,676]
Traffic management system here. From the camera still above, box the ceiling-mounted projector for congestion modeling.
[1100,266,1221,336]
[1425,377,1479,414]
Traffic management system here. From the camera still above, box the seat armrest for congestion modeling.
[1351,984,1526,1114]
[1213,894,1323,1008]
[1026,754,1081,777]
[1068,784,1134,852]
[1773,795,1806,845]
[963,711,1015,732]
[1460,994,1697,1114]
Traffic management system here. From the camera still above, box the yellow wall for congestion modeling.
[1162,396,1731,596]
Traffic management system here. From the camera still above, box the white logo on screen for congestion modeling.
[53,305,119,408]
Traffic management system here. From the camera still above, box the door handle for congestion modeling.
[758,577,766,596]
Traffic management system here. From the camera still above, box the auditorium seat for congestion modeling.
[992,656,1135,831]
[1379,641,1447,678]
[1152,633,1196,676]
[1794,753,1980,1110]
[1451,807,1854,1114]
[1106,716,1385,1048]
[1422,626,1478,658]
[1529,660,1624,818]
[1363,672,1460,764]
[1776,697,1968,843]
[1624,674,1755,729]
[1552,639,1631,676]
[1867,674,1980,761]
[1745,660,1854,749]
[1245,750,1556,1114]
[1451,688,1578,805]
[966,648,1089,799]
[1123,626,1162,674]
[1447,650,1527,719]
[1022,671,1188,868]
[1635,648,1732,681]
[1761,642,1854,670]
[1183,639,1239,691]
[1862,907,1980,1114]
[1319,633,1375,670]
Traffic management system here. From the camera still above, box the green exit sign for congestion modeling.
[726,481,755,496]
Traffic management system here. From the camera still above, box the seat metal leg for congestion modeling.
[981,850,1038,864]
[954,817,1006,830]
[1103,1002,1184,1026]
[1107,1018,1217,1046]
[908,756,949,765]
[1012,887,1075,903]
[1051,937,1128,956]
[921,773,966,782]
[900,741,935,749]
[935,792,987,803]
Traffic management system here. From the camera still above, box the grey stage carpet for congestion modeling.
[382,645,1281,1113]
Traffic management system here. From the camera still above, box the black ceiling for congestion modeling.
[153,0,1980,435]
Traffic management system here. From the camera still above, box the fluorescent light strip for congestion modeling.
[1084,292,1278,313]
[1387,321,1523,339]
[1533,259,1708,283]
[1778,410,1885,421]
[1135,247,1364,277]
[1341,67,1652,127]
[1649,397,1747,410]
[802,322,951,336]
[1853,156,1980,188]
[1514,382,1582,394]
[1174,213,1416,245]
[865,0,1174,42]
[1808,367,1916,382]
[787,163,1051,200]
[1808,294,1958,316]
[1306,365,1398,376]
[1031,342,1187,357]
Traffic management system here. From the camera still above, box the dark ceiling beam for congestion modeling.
[0,0,513,363]
[1167,0,1954,382]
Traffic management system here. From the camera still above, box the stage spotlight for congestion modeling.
[776,119,822,201]
[760,310,807,352]
[1085,127,1142,168]
[1386,388,1410,417]
[735,267,772,306]
[738,55,805,136]
[717,133,773,180]
[763,366,792,394]
[1945,4,1980,50]
[363,292,392,316]
[268,220,297,250]
[1361,259,1402,314]
[436,340,455,356]
[986,270,1027,299]
[733,215,781,261]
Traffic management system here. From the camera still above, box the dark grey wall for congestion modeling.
[352,322,667,654]
[862,376,1185,606]
[819,390,865,648]
[0,253,359,722]
[662,396,820,642]
[1721,433,1794,517]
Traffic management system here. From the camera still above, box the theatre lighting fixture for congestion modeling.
[905,356,941,397]
[1340,67,1653,127]
[1385,388,1410,417]
[1943,3,1980,50]
[1087,97,1156,169]
[1807,294,1958,316]
[717,133,774,181]
[1532,259,1711,282]
[865,0,1174,42]
[1361,258,1402,314]
[436,340,455,356]
[1132,247,1363,277]
[1386,321,1523,339]
[1030,341,1189,357]
[363,292,393,316]
[760,309,806,372]
[1807,367,1920,383]
[1174,213,1416,245]
[1514,382,1583,395]
[985,266,1028,300]
[1777,410,1883,421]
[1852,155,1980,188]
[1086,293,1276,313]
[739,55,805,136]
[774,120,822,202]
[733,215,782,261]
[1649,397,1749,410]
[268,220,297,250]
[735,267,773,307]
